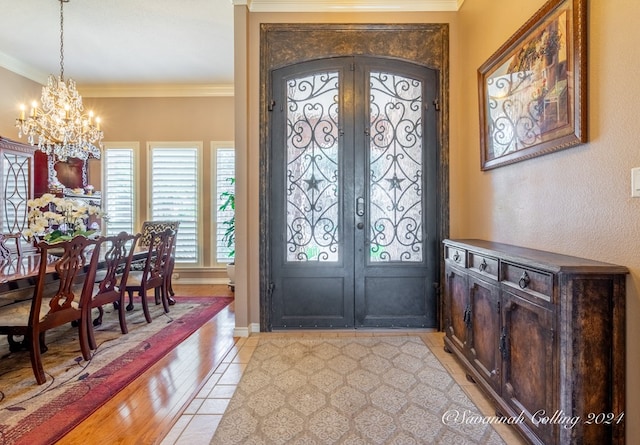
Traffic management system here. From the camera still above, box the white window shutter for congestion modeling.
[150,146,199,264]
[104,148,135,236]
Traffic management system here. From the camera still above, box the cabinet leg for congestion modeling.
[465,373,476,384]
[443,344,452,353]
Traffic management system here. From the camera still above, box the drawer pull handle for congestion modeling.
[518,271,530,289]
[479,259,487,272]
[499,327,508,360]
[463,305,472,328]
[453,252,461,263]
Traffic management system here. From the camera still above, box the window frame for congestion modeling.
[101,141,140,237]
[211,141,235,266]
[147,141,204,267]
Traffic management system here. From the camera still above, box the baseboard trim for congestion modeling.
[233,327,249,337]
[172,277,229,285]
[234,323,261,338]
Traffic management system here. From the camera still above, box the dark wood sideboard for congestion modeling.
[442,239,626,445]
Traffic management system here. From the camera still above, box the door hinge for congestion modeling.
[350,62,355,71]
[268,100,276,112]
[433,98,440,111]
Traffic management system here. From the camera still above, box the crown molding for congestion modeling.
[233,0,465,12]
[0,51,48,85]
[73,84,234,98]
[0,52,233,98]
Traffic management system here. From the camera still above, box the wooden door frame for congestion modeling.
[259,23,450,331]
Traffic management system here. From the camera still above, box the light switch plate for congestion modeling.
[632,168,640,197]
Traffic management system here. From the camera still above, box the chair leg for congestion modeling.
[160,284,170,314]
[78,313,91,361]
[126,290,135,312]
[88,315,97,351]
[118,295,128,335]
[140,291,152,323]
[29,333,46,385]
[38,332,48,354]
[93,306,104,326]
[165,275,176,305]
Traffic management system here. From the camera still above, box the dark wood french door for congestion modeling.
[269,56,439,329]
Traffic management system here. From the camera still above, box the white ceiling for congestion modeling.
[0,0,463,97]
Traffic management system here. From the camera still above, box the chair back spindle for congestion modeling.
[85,231,141,350]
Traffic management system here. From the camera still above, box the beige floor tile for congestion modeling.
[159,415,193,445]
[197,398,231,415]
[183,398,204,415]
[231,346,256,363]
[209,384,237,398]
[196,374,221,398]
[174,414,222,445]
[216,374,241,385]
[244,336,260,346]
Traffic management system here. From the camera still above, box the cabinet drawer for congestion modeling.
[444,245,466,267]
[468,252,498,280]
[501,262,553,302]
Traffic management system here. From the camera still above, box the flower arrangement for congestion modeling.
[24,193,105,243]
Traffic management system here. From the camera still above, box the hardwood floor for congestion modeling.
[57,284,236,445]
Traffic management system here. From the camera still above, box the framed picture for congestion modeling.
[478,0,587,170]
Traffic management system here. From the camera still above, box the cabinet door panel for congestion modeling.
[444,263,468,352]
[468,276,500,391]
[502,291,555,445]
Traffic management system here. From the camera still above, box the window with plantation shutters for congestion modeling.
[103,145,136,237]
[215,146,235,263]
[149,143,201,264]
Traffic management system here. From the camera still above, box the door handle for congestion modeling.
[356,197,365,217]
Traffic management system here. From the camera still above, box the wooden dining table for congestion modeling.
[0,245,156,302]
[0,252,45,294]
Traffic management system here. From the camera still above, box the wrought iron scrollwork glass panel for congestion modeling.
[285,71,340,262]
[368,71,423,262]
[2,153,30,234]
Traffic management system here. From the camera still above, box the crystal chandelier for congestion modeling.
[15,0,102,161]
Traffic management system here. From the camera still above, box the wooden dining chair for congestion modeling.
[0,232,22,259]
[84,232,141,351]
[0,236,102,385]
[124,228,176,324]
[133,220,180,300]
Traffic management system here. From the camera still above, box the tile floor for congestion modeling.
[160,331,526,445]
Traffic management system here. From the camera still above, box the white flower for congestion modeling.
[26,196,106,241]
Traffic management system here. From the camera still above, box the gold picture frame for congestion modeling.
[478,0,587,170]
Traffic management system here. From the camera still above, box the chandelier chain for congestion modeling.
[59,0,66,81]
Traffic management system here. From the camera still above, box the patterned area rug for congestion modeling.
[211,336,506,445]
[0,296,232,445]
